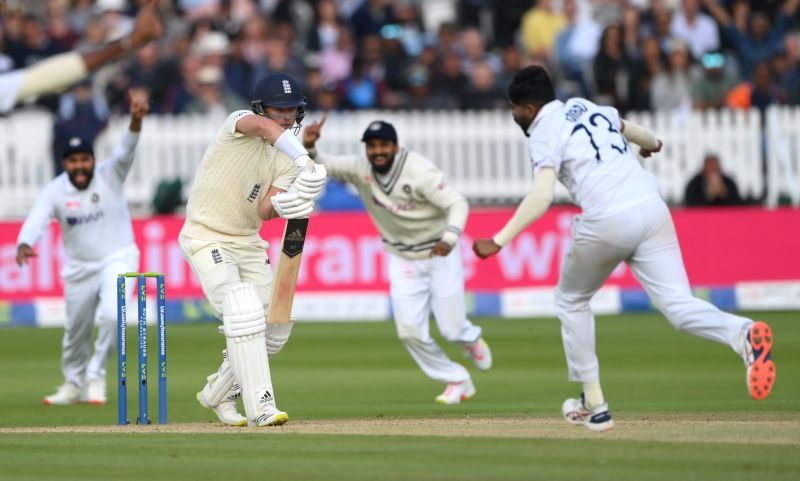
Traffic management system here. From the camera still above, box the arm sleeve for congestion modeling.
[99,130,141,184]
[529,119,563,174]
[419,168,469,246]
[17,185,55,247]
[0,70,25,114]
[15,52,88,101]
[309,147,364,183]
[621,119,660,150]
[222,110,255,141]
[492,168,556,246]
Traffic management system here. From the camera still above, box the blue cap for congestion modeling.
[361,120,398,143]
[61,136,94,159]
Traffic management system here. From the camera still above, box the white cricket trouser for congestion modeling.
[555,198,751,382]
[179,234,273,382]
[179,235,274,317]
[389,247,482,384]
[61,247,139,387]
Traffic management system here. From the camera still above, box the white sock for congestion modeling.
[583,381,605,409]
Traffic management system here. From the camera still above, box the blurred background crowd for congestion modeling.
[2,0,799,119]
[1,0,798,208]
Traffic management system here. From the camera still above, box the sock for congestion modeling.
[583,381,605,409]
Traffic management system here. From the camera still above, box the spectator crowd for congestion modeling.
[1,0,798,207]
[1,0,798,118]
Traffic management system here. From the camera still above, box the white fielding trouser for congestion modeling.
[389,247,482,384]
[555,198,751,383]
[61,246,139,388]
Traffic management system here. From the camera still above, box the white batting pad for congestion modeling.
[200,350,240,406]
[222,283,276,421]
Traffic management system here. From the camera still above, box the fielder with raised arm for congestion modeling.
[303,116,492,404]
[180,72,326,427]
[0,0,162,114]
[473,66,775,432]
[16,89,151,405]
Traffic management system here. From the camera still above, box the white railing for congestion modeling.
[1,107,798,219]
[766,107,800,208]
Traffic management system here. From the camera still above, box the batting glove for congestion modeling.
[265,318,295,357]
[271,191,314,219]
[294,163,327,200]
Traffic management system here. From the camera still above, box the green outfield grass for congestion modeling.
[0,312,798,481]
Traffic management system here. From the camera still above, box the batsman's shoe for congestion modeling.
[250,406,289,427]
[435,379,476,405]
[196,391,247,427]
[464,338,493,371]
[85,378,107,405]
[43,382,85,406]
[562,394,614,432]
[742,321,776,400]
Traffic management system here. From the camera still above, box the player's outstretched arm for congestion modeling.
[127,88,150,133]
[235,114,313,168]
[303,112,327,150]
[104,89,150,183]
[14,0,162,103]
[620,119,663,158]
[473,168,556,259]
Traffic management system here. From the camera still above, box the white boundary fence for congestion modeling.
[1,107,799,219]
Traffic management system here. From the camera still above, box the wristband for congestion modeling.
[274,130,309,161]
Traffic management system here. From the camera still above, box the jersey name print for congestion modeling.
[528,98,661,220]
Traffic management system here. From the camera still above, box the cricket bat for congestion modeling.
[267,160,314,325]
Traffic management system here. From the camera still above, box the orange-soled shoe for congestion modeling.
[743,321,775,400]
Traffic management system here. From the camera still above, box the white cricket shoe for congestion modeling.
[43,382,85,405]
[464,338,493,371]
[196,391,248,427]
[435,379,476,405]
[249,406,289,427]
[85,378,107,405]
[562,394,614,432]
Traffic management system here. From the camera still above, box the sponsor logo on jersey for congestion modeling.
[65,200,80,209]
[65,211,104,226]
[247,183,261,203]
[211,248,222,265]
[565,102,587,122]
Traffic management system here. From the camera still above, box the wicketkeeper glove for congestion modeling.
[271,191,314,219]
[294,163,327,200]
[265,318,295,356]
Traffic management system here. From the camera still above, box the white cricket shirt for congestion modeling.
[313,147,468,260]
[17,132,140,279]
[181,110,298,242]
[528,98,661,219]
